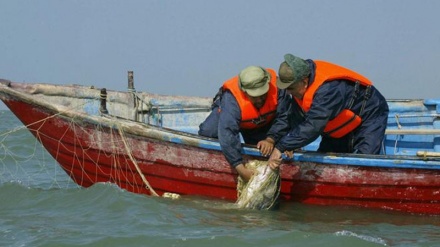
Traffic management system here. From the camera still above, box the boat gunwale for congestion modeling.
[2,81,440,171]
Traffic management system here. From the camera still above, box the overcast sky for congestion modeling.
[1,0,439,110]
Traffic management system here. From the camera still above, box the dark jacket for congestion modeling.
[275,60,389,154]
[199,89,292,167]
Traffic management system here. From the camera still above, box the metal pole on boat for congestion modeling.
[128,70,139,121]
[100,88,108,114]
[128,71,135,91]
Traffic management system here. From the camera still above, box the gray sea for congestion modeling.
[1,110,439,247]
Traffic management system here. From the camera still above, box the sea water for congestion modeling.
[1,110,439,247]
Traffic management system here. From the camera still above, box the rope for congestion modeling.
[115,121,159,196]
[2,97,162,197]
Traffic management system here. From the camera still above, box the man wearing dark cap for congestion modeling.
[199,66,292,181]
[268,54,389,170]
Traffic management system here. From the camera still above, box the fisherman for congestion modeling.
[269,54,389,170]
[199,66,292,181]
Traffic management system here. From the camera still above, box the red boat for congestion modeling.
[1,77,440,215]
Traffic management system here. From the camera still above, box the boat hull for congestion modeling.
[3,96,440,215]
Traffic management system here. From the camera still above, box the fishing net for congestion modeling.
[1,109,276,205]
[236,160,280,210]
[0,110,157,194]
[0,110,76,190]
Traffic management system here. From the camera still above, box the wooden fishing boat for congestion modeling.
[1,75,440,215]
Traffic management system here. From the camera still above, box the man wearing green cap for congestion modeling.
[199,66,292,181]
[268,54,389,170]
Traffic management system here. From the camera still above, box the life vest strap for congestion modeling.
[359,85,372,116]
[347,81,360,109]
[241,110,277,126]
[211,87,223,109]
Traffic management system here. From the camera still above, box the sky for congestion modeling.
[1,0,440,110]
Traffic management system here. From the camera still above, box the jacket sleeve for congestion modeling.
[217,92,244,167]
[275,81,347,152]
[266,89,292,143]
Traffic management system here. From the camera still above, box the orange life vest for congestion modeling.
[222,68,278,129]
[297,61,373,138]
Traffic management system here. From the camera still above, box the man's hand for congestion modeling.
[235,164,253,182]
[284,150,294,159]
[268,148,283,170]
[257,137,275,157]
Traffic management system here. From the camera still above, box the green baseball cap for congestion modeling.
[277,54,310,89]
[239,66,270,97]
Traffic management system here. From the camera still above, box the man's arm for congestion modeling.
[275,81,345,152]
